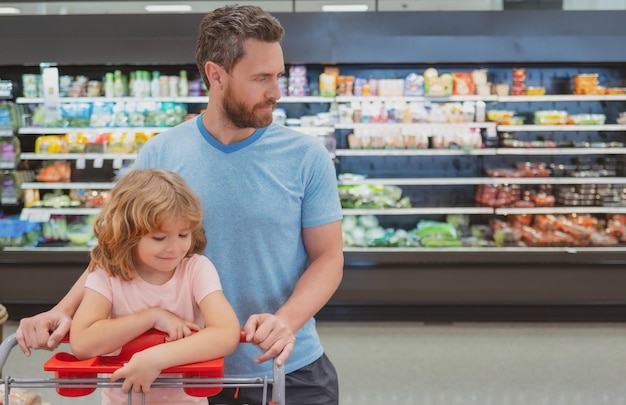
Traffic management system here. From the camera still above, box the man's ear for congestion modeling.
[205,62,224,90]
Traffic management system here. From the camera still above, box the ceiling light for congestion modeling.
[322,4,369,12]
[0,7,21,14]
[144,4,192,13]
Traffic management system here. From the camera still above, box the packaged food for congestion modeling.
[453,72,474,95]
[534,110,568,125]
[35,135,66,154]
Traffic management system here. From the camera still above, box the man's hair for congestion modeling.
[195,4,285,90]
[88,169,207,281]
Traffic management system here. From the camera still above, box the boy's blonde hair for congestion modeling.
[88,169,207,281]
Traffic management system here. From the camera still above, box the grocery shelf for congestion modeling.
[497,124,626,132]
[343,206,626,216]
[279,96,334,103]
[15,95,332,104]
[20,152,138,160]
[0,129,13,137]
[336,147,626,156]
[338,177,626,186]
[335,95,499,103]
[497,95,626,103]
[335,148,494,156]
[342,246,626,265]
[495,207,626,215]
[339,177,490,186]
[18,127,169,134]
[495,147,626,155]
[20,207,101,219]
[15,96,208,104]
[343,207,493,215]
[291,126,335,135]
[335,122,496,130]
[16,94,626,105]
[21,182,116,189]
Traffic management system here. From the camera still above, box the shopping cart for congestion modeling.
[0,329,285,405]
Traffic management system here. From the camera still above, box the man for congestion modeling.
[16,5,343,405]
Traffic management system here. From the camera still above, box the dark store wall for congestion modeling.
[1,10,625,66]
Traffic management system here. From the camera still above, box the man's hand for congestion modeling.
[16,310,72,356]
[243,313,295,366]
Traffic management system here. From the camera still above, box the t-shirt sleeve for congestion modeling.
[302,143,343,228]
[84,267,113,303]
[188,254,223,304]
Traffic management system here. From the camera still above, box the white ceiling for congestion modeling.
[0,0,624,15]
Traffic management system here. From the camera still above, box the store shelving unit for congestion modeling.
[3,8,626,321]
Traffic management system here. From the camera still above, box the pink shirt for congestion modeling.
[85,254,221,405]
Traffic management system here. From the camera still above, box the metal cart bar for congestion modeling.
[1,333,285,405]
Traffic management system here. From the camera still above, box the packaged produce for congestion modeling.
[574,73,600,95]
[60,102,92,127]
[35,135,65,154]
[525,86,546,96]
[41,214,68,241]
[423,68,453,97]
[108,131,134,153]
[319,73,337,97]
[511,68,526,95]
[1,172,20,204]
[0,136,20,166]
[35,160,71,182]
[534,110,568,125]
[64,132,88,153]
[453,72,474,95]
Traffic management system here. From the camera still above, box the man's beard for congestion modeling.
[222,84,276,129]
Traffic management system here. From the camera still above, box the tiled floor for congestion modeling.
[2,320,626,404]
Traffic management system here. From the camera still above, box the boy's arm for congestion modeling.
[16,269,89,356]
[69,288,204,359]
[109,290,240,394]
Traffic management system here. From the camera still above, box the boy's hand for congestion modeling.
[110,350,162,394]
[150,308,200,342]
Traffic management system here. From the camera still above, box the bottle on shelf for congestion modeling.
[113,70,125,97]
[104,72,115,98]
[151,71,161,98]
[179,70,189,97]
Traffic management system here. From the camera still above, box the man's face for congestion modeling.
[221,39,284,129]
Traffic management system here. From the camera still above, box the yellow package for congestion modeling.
[319,73,337,97]
[134,132,156,153]
[65,132,88,153]
[108,131,135,153]
[35,135,66,154]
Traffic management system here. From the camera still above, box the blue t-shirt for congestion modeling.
[134,116,342,378]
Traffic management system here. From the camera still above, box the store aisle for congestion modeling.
[3,320,626,404]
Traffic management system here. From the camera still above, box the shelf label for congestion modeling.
[93,157,104,168]
[76,158,86,170]
[112,158,123,169]
[21,209,51,223]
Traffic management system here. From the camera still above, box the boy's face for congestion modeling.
[134,218,193,284]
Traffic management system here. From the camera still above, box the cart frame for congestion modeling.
[0,333,285,405]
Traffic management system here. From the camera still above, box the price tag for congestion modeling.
[93,157,104,168]
[486,126,497,138]
[27,210,52,223]
[112,158,123,169]
[76,158,86,170]
[1,196,18,205]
